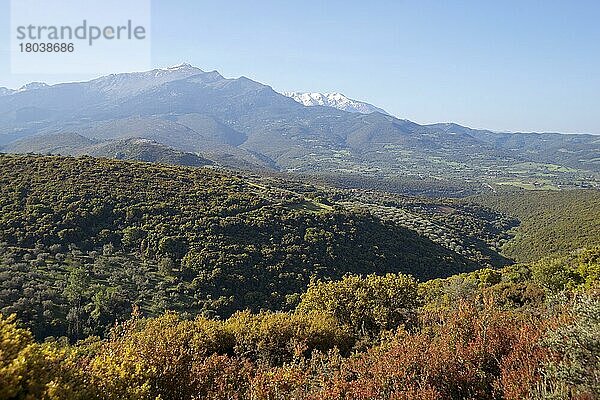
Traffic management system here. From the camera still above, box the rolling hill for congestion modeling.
[0,154,494,339]
[4,132,213,166]
[473,190,600,262]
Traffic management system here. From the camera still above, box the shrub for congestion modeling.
[297,273,420,338]
[531,256,584,292]
[540,294,600,399]
[312,303,552,400]
[0,314,87,399]
[225,310,353,365]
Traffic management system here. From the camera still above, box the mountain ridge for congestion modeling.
[1,64,598,192]
[2,132,213,166]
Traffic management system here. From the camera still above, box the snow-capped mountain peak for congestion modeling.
[283,91,389,115]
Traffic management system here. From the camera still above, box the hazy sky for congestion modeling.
[1,0,599,134]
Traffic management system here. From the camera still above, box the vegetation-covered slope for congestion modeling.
[0,154,479,339]
[474,190,600,262]
[1,154,599,399]
[2,247,598,400]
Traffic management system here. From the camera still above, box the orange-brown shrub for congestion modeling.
[308,302,553,400]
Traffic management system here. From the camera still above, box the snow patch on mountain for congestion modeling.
[0,87,15,96]
[18,82,49,92]
[283,92,389,115]
[86,63,204,98]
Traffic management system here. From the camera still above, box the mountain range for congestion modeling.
[1,63,598,194]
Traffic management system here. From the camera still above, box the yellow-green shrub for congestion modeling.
[0,314,86,400]
[84,310,351,399]
[225,310,352,365]
[297,273,419,337]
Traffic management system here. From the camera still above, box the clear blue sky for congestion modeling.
[1,0,599,134]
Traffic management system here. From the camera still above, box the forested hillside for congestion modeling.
[474,190,600,262]
[0,154,484,340]
[1,154,599,399]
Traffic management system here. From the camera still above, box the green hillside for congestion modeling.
[473,190,600,262]
[0,154,478,340]
[1,154,599,399]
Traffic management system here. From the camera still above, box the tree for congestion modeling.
[157,236,188,260]
[64,265,91,340]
